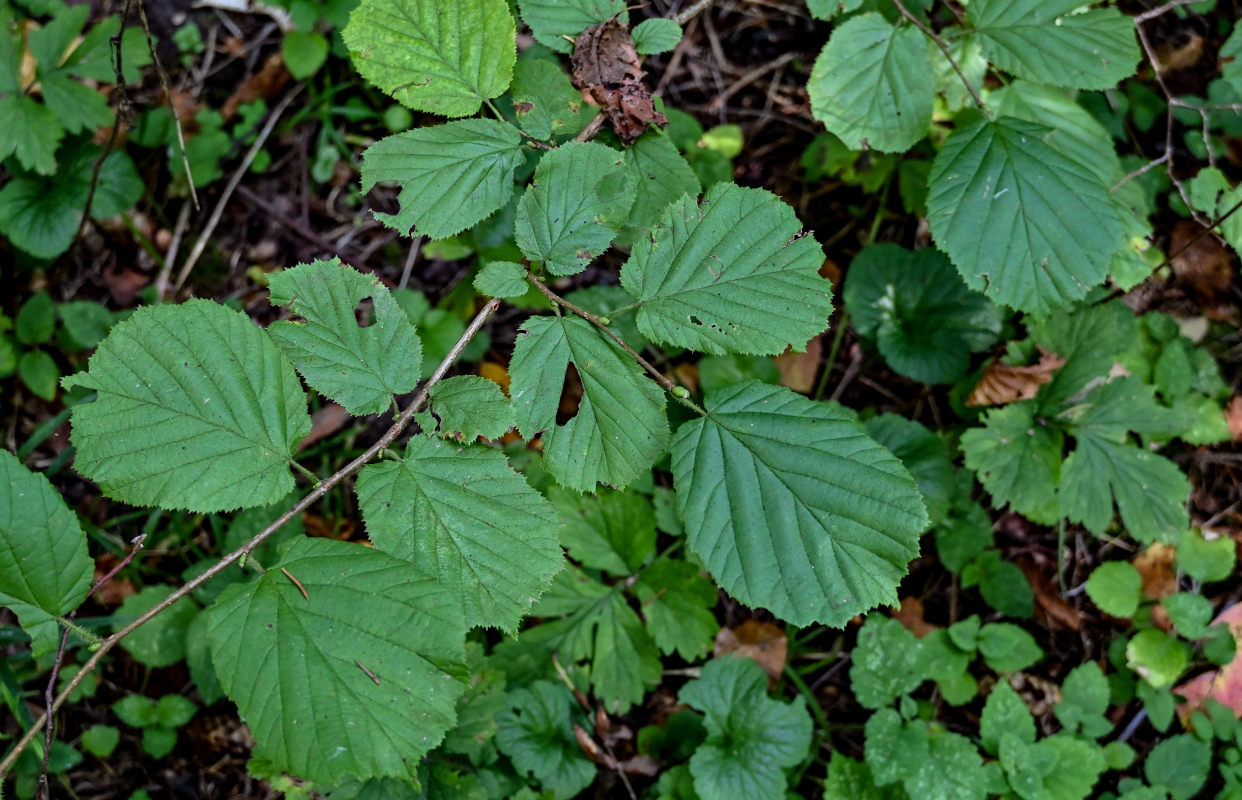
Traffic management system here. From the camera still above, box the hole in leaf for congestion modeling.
[556,362,584,425]
[354,297,374,328]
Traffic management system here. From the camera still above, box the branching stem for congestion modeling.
[526,275,707,416]
[894,0,985,110]
[0,298,502,781]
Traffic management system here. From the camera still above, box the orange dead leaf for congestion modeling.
[670,362,699,395]
[1133,543,1179,600]
[714,620,787,686]
[1175,603,1242,725]
[819,257,842,285]
[480,361,511,395]
[891,596,937,638]
[223,52,292,120]
[1226,395,1242,441]
[775,335,823,395]
[967,347,1066,407]
[1170,219,1234,306]
[1017,560,1082,632]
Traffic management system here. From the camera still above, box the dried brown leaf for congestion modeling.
[1175,603,1242,725]
[570,18,667,144]
[967,347,1066,407]
[1226,395,1242,441]
[713,620,787,686]
[774,335,823,395]
[891,596,936,638]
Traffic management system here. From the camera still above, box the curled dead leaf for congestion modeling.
[967,346,1065,407]
[570,17,667,144]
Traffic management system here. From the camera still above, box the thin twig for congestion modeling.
[398,236,424,290]
[892,0,985,110]
[526,275,707,416]
[172,85,303,295]
[0,299,501,781]
[35,534,145,800]
[136,0,198,211]
[71,0,134,252]
[1135,0,1203,23]
[675,0,715,25]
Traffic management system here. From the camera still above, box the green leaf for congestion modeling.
[155,694,198,728]
[19,350,59,401]
[508,57,594,141]
[824,752,903,799]
[673,382,927,626]
[906,731,987,800]
[926,116,1126,314]
[962,549,1033,618]
[1223,25,1242,98]
[1185,167,1242,255]
[1000,734,1106,800]
[0,450,93,656]
[268,259,422,416]
[80,725,120,758]
[632,18,681,54]
[495,681,595,799]
[633,558,720,660]
[0,144,142,260]
[517,0,626,53]
[1144,734,1211,800]
[206,538,467,785]
[1175,527,1235,583]
[185,611,224,705]
[509,315,669,491]
[863,413,955,526]
[1030,301,1139,408]
[1055,662,1113,739]
[524,566,663,711]
[361,119,525,239]
[1060,430,1188,544]
[989,82,1121,185]
[113,695,159,728]
[843,243,1003,384]
[550,487,655,576]
[424,375,516,440]
[142,727,178,759]
[1125,630,1189,689]
[621,131,700,235]
[514,141,634,275]
[935,473,994,573]
[356,436,562,632]
[864,709,928,786]
[0,95,63,175]
[807,14,934,152]
[850,615,929,709]
[621,183,831,355]
[16,291,55,345]
[969,0,1139,90]
[961,402,1063,525]
[343,0,516,117]
[977,623,1042,672]
[980,682,1034,756]
[57,301,115,351]
[1086,561,1142,618]
[474,260,530,299]
[282,30,329,79]
[63,301,311,513]
[679,656,813,800]
[116,585,199,668]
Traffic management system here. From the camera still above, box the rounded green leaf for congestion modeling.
[282,30,329,79]
[844,243,1003,384]
[16,291,55,345]
[80,725,120,758]
[517,0,626,53]
[474,260,530,299]
[808,14,934,153]
[115,584,199,668]
[0,450,93,652]
[631,18,681,55]
[1144,734,1211,800]
[1127,629,1190,689]
[926,116,1127,314]
[1085,561,1141,618]
[970,0,1140,91]
[19,350,59,401]
[63,300,311,513]
[206,538,467,785]
[356,437,562,631]
[361,119,525,240]
[268,259,423,416]
[509,57,594,141]
[343,0,517,117]
[620,183,831,356]
[671,381,928,627]
[514,141,635,276]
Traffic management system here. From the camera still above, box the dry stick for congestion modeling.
[709,51,797,112]
[893,0,985,110]
[525,275,708,416]
[0,298,502,781]
[674,0,715,25]
[171,85,303,295]
[136,0,199,212]
[71,0,134,251]
[1135,0,1204,23]
[34,534,147,800]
